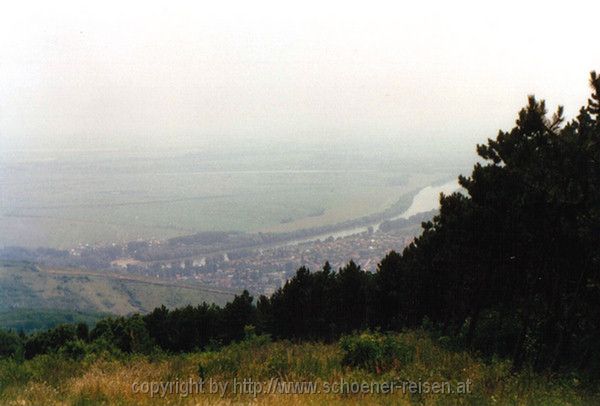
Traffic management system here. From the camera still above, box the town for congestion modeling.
[0,212,432,296]
[122,227,419,295]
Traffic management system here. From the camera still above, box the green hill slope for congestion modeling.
[0,262,234,316]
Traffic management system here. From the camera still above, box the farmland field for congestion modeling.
[0,142,468,249]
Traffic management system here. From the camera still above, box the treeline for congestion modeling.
[1,72,599,376]
[0,308,107,334]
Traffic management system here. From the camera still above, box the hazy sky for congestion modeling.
[1,0,599,154]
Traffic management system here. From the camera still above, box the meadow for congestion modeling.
[1,330,596,405]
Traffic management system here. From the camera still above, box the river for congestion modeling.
[283,179,462,244]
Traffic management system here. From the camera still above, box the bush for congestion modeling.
[0,358,31,389]
[90,315,155,354]
[24,324,78,359]
[340,332,415,372]
[26,353,85,386]
[0,330,23,359]
[59,339,87,361]
[266,349,289,377]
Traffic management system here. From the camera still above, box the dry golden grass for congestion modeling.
[1,331,598,405]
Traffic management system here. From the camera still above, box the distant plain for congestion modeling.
[0,142,470,248]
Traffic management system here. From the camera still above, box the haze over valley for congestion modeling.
[0,140,469,250]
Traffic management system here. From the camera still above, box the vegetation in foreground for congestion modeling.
[1,330,598,405]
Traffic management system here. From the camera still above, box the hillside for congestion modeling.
[0,262,235,316]
[1,331,597,405]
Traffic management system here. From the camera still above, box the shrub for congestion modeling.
[340,332,415,372]
[90,315,155,354]
[266,349,289,377]
[59,339,87,361]
[0,330,23,359]
[0,358,31,390]
[24,324,78,359]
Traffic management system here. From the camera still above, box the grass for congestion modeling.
[1,330,597,405]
